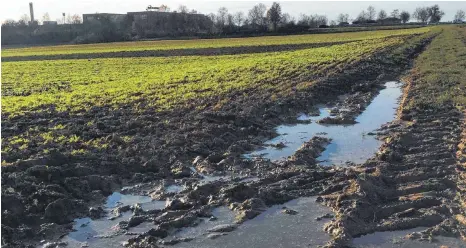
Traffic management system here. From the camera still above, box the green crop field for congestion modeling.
[2,30,432,116]
[1,27,430,58]
[406,26,466,109]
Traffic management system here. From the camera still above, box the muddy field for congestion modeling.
[1,42,351,62]
[2,26,466,248]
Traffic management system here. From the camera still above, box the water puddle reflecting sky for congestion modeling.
[245,81,402,165]
[57,192,165,248]
[352,227,465,248]
[170,197,332,248]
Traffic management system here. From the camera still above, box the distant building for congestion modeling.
[379,17,402,25]
[42,21,57,25]
[83,13,127,25]
[127,11,212,36]
[80,10,213,37]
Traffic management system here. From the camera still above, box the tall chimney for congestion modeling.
[29,2,34,22]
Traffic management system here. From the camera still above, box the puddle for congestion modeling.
[352,227,465,248]
[58,192,166,247]
[189,167,229,184]
[200,175,230,184]
[60,214,131,248]
[56,172,260,248]
[127,221,158,235]
[169,197,331,248]
[106,192,153,208]
[245,82,402,165]
[165,185,185,194]
[190,166,258,185]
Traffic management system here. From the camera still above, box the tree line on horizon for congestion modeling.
[3,3,465,29]
[1,3,465,45]
[2,13,82,27]
[204,3,465,33]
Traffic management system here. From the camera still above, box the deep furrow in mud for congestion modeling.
[319,98,464,248]
[1,41,351,62]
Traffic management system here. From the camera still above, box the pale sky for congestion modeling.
[1,1,465,23]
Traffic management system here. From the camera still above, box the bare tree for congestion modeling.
[266,2,282,31]
[355,10,369,22]
[178,5,189,14]
[316,15,328,27]
[280,13,294,26]
[207,13,216,23]
[216,7,229,29]
[377,10,387,21]
[297,14,310,25]
[454,10,465,23]
[391,9,400,19]
[227,13,235,27]
[42,12,51,23]
[20,14,30,24]
[298,14,327,27]
[233,11,245,26]
[248,3,267,29]
[427,5,444,23]
[2,19,18,27]
[71,14,82,24]
[330,20,337,26]
[189,9,198,14]
[413,7,429,23]
[56,18,64,25]
[400,11,410,23]
[367,6,376,20]
[337,13,349,23]
[65,13,72,24]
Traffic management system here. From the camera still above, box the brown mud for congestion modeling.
[3,31,460,248]
[318,68,465,246]
[320,106,464,246]
[1,41,351,62]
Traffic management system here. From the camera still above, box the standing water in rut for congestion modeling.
[167,197,332,248]
[246,81,403,165]
[56,193,166,247]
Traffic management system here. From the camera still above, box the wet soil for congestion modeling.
[318,82,465,246]
[1,41,350,62]
[4,32,462,248]
[352,227,465,248]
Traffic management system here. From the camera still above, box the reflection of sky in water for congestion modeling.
[60,192,165,247]
[63,211,134,247]
[172,197,331,248]
[352,227,465,248]
[189,166,258,185]
[245,82,402,165]
[105,192,153,208]
[165,184,185,194]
